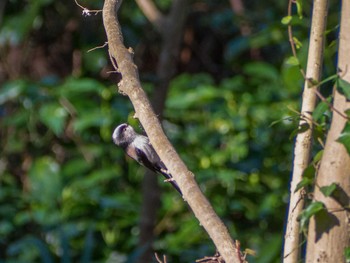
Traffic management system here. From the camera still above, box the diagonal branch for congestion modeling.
[102,0,241,262]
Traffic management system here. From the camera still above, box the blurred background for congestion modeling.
[0,0,339,262]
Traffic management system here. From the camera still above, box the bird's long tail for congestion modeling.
[159,168,182,195]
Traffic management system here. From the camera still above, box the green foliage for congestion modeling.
[1,65,296,262]
[0,0,52,45]
[285,56,300,66]
[281,16,293,25]
[0,74,134,262]
[337,121,350,155]
[337,78,350,100]
[295,166,315,192]
[164,67,296,261]
[319,183,337,198]
[298,202,325,233]
[345,247,350,263]
[1,0,341,262]
[313,97,331,121]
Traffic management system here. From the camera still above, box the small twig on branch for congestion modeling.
[196,251,225,263]
[155,253,167,263]
[312,87,349,120]
[87,42,108,53]
[74,0,102,16]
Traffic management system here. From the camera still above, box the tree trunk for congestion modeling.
[305,0,350,261]
[283,0,329,261]
[137,1,188,262]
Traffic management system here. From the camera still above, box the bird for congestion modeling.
[112,123,182,194]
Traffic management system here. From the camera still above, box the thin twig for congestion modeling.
[87,42,108,53]
[74,0,102,16]
[155,253,167,263]
[313,88,349,120]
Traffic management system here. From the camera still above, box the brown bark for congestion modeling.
[102,0,241,262]
[283,0,329,262]
[306,0,350,261]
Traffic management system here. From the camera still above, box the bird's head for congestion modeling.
[112,123,137,148]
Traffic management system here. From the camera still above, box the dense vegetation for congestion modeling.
[0,0,340,262]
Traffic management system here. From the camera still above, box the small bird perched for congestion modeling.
[112,123,182,194]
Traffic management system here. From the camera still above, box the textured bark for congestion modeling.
[102,1,241,262]
[283,0,329,262]
[306,0,350,261]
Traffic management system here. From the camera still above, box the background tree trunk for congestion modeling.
[283,0,329,261]
[136,0,188,262]
[305,0,350,261]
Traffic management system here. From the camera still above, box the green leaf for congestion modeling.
[320,183,337,197]
[289,122,310,140]
[243,62,279,81]
[344,247,350,263]
[73,110,110,132]
[317,74,338,86]
[58,77,105,98]
[0,80,26,105]
[337,122,350,155]
[285,56,300,66]
[295,0,303,19]
[167,84,220,110]
[29,157,62,209]
[337,78,350,100]
[269,116,294,127]
[281,16,292,25]
[298,201,325,231]
[312,97,331,121]
[293,37,303,49]
[255,234,281,263]
[295,165,315,192]
[295,177,313,192]
[7,236,54,263]
[313,150,324,164]
[39,103,68,135]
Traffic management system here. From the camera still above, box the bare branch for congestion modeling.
[102,0,241,262]
[87,42,108,53]
[155,253,167,263]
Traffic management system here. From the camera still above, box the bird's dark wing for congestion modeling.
[132,137,182,194]
[131,135,161,170]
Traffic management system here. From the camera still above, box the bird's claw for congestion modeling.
[164,178,175,183]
